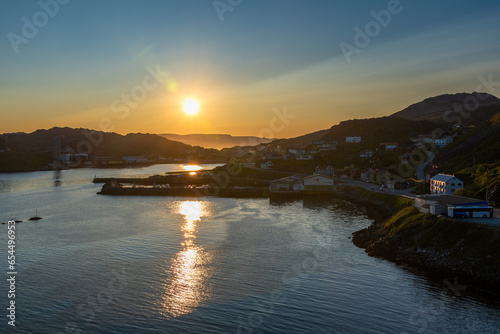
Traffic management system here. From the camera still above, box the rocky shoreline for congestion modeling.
[334,187,500,295]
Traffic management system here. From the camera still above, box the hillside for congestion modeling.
[0,127,194,171]
[436,111,500,172]
[321,116,436,144]
[159,133,274,149]
[339,187,500,294]
[391,92,499,123]
[266,129,329,149]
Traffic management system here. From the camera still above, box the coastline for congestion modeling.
[334,186,500,295]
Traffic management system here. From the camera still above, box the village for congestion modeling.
[95,131,497,222]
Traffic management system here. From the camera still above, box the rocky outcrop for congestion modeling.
[336,187,500,295]
[352,212,500,293]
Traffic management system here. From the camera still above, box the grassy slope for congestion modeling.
[437,112,500,172]
[349,188,500,290]
[454,162,500,205]
[383,206,500,260]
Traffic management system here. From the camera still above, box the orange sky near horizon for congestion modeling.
[2,2,500,139]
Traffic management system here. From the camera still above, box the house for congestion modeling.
[360,169,372,182]
[296,154,313,161]
[359,150,374,158]
[315,165,334,177]
[336,169,348,179]
[425,166,439,181]
[416,134,434,143]
[346,136,361,143]
[430,174,464,195]
[263,152,283,160]
[287,147,306,155]
[349,168,361,179]
[59,154,73,164]
[434,136,453,148]
[269,176,304,192]
[319,141,337,151]
[415,134,453,148]
[381,142,398,151]
[122,155,148,163]
[260,161,274,170]
[303,175,335,193]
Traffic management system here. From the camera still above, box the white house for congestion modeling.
[430,174,464,195]
[381,142,398,151]
[260,161,274,170]
[434,136,453,148]
[269,176,304,192]
[315,165,334,177]
[287,147,306,155]
[319,142,337,151]
[59,153,73,164]
[296,154,313,161]
[346,137,361,143]
[303,175,335,192]
[359,150,374,158]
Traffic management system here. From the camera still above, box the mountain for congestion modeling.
[321,116,436,144]
[159,133,274,149]
[267,93,499,150]
[391,92,500,124]
[0,127,194,171]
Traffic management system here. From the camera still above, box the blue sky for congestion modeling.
[1,0,500,137]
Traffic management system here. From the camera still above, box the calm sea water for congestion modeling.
[0,165,499,333]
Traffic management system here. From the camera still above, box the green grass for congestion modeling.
[343,186,413,211]
[383,206,500,261]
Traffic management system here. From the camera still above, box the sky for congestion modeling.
[1,0,500,138]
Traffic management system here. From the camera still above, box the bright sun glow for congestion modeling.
[183,99,199,115]
[183,165,202,172]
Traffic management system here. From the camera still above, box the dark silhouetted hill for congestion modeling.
[159,133,274,149]
[321,116,436,144]
[391,92,499,124]
[0,127,194,171]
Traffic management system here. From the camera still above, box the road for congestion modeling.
[415,152,434,181]
[334,178,417,198]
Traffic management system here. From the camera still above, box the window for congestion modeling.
[458,183,462,187]
[452,189,455,193]
[451,183,455,186]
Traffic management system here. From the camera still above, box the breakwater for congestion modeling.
[97,182,270,198]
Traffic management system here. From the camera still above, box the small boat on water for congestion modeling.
[29,210,43,221]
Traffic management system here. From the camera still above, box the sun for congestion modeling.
[183,99,199,115]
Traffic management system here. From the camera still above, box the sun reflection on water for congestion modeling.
[159,201,214,318]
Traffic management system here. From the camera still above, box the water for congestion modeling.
[0,165,499,333]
